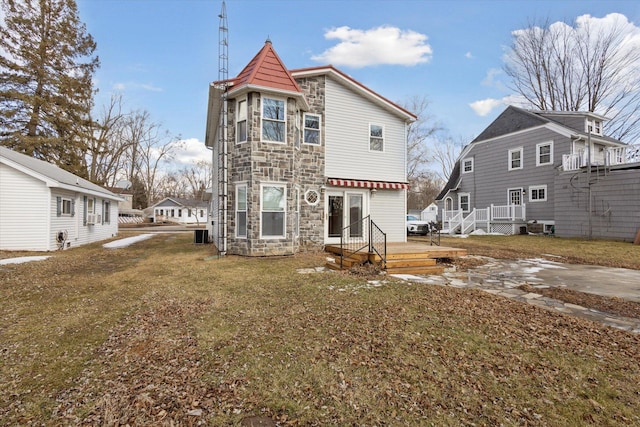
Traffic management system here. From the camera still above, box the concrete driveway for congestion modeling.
[468,257,640,303]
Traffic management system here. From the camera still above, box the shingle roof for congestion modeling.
[0,146,120,200]
[471,106,548,143]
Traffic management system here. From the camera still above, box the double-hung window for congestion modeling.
[236,99,247,143]
[56,197,74,217]
[462,158,474,173]
[458,193,470,213]
[103,201,111,223]
[236,184,247,238]
[303,113,321,145]
[261,184,286,238]
[536,141,553,166]
[509,147,523,170]
[262,97,285,142]
[369,124,384,152]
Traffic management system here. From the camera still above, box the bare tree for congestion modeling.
[402,95,444,182]
[181,159,212,200]
[86,94,133,186]
[504,14,640,141]
[430,135,466,183]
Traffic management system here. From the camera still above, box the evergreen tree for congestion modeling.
[0,0,99,176]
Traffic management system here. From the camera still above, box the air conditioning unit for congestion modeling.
[86,214,96,225]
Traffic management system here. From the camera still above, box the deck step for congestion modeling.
[385,258,437,268]
[386,265,445,275]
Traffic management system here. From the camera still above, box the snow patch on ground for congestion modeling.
[103,234,155,249]
[0,256,51,265]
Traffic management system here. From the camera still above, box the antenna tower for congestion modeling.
[217,0,229,255]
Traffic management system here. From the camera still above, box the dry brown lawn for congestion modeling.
[1,232,639,426]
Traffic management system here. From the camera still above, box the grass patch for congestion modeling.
[1,233,639,425]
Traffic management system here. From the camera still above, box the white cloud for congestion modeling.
[465,52,474,59]
[469,98,505,116]
[482,68,503,86]
[111,82,163,92]
[311,25,432,68]
[469,94,530,116]
[173,138,211,167]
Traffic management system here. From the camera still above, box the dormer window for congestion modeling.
[586,118,602,136]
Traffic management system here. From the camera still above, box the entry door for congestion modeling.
[509,189,522,206]
[326,191,365,243]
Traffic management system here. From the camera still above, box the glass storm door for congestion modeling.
[328,194,344,238]
[327,191,366,242]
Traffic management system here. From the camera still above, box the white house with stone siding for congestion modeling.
[0,146,122,251]
[205,40,415,256]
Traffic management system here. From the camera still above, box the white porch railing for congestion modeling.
[563,144,640,171]
[443,204,526,235]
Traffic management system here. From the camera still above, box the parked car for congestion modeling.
[406,215,432,235]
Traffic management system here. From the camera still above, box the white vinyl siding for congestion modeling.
[0,164,50,251]
[368,189,407,243]
[324,78,406,182]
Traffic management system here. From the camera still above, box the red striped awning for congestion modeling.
[327,178,409,190]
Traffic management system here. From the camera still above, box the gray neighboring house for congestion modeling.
[436,106,640,241]
[0,146,122,251]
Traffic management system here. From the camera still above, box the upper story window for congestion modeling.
[369,124,384,152]
[236,99,247,144]
[536,141,553,166]
[303,113,321,145]
[294,111,301,149]
[508,147,523,170]
[262,97,286,143]
[462,158,474,173]
[586,118,602,136]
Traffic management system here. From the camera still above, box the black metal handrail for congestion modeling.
[339,215,387,269]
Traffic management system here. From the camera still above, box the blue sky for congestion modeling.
[76,0,640,167]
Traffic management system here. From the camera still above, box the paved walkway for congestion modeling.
[392,256,640,334]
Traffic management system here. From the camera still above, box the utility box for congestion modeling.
[194,229,209,244]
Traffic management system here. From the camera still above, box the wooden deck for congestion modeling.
[325,241,467,275]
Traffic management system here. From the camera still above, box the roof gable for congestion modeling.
[472,106,549,143]
[230,40,302,94]
[291,65,416,122]
[0,146,119,200]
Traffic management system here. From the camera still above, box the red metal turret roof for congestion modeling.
[229,39,302,94]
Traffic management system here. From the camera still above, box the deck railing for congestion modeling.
[563,144,640,171]
[443,204,526,235]
[339,215,386,269]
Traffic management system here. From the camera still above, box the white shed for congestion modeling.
[421,203,438,223]
[0,146,122,251]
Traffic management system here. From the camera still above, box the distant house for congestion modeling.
[435,106,640,241]
[149,197,208,225]
[420,203,438,223]
[205,41,415,256]
[107,187,144,224]
[0,146,122,251]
